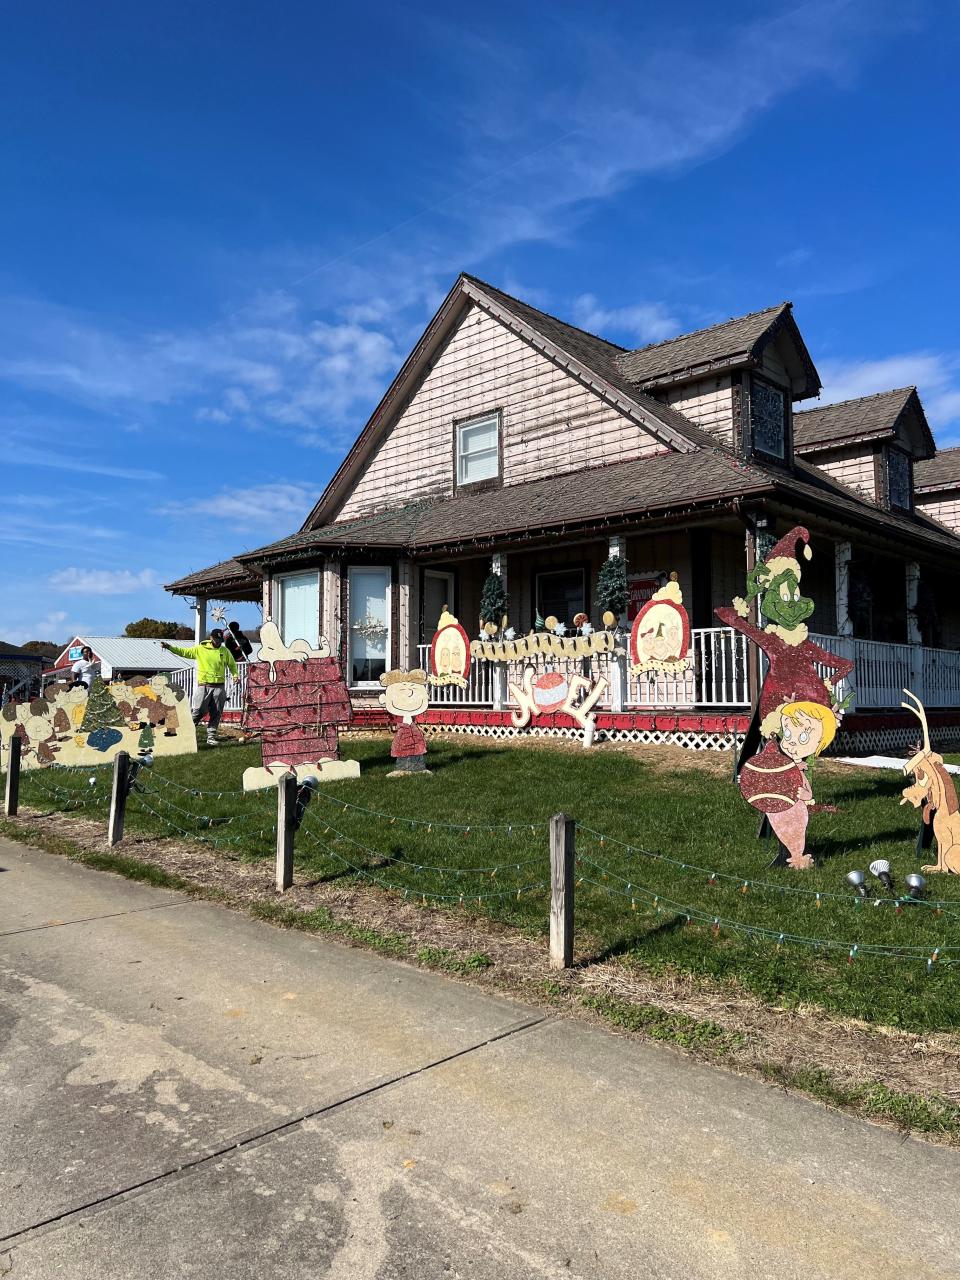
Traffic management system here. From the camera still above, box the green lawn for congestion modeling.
[14,736,960,1034]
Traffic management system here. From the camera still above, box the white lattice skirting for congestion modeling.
[423,722,739,751]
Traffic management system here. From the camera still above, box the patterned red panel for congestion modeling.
[243,657,352,767]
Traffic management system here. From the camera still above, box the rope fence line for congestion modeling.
[4,748,959,973]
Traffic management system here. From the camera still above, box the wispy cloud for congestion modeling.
[3,609,70,647]
[815,351,960,437]
[0,516,121,549]
[570,294,680,345]
[7,441,165,481]
[49,567,160,595]
[157,482,315,527]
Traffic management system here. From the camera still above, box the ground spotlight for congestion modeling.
[869,859,894,894]
[905,872,926,900]
[846,869,867,896]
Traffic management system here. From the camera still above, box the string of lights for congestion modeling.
[574,855,955,968]
[298,807,544,876]
[298,824,548,904]
[577,824,960,916]
[311,788,546,836]
[128,786,274,851]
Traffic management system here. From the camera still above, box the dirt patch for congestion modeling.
[7,802,960,1143]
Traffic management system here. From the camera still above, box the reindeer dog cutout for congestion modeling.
[900,688,960,875]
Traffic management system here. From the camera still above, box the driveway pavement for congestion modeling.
[1,838,957,1279]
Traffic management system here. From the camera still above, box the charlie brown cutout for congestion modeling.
[379,669,431,777]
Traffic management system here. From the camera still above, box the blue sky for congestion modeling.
[3,0,959,645]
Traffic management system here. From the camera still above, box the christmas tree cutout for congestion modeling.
[138,723,155,755]
[80,678,124,734]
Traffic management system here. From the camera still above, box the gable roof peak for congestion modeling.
[624,301,790,361]
[795,385,917,416]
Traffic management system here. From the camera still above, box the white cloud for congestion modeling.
[6,442,165,481]
[0,516,121,549]
[49,567,160,595]
[571,294,680,345]
[814,351,960,439]
[156,483,315,526]
[3,610,70,647]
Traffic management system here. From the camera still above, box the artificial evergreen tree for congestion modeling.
[595,554,629,621]
[80,677,124,734]
[479,572,509,629]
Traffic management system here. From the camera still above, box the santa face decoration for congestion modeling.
[629,575,692,676]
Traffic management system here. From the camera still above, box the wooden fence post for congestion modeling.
[276,772,297,892]
[108,751,130,847]
[4,735,21,817]
[549,813,575,969]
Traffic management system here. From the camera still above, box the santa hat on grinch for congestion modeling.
[745,526,811,602]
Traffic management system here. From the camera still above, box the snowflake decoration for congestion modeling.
[211,605,228,623]
[552,621,568,636]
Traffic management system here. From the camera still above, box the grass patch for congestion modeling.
[7,734,960,1033]
[759,1062,960,1137]
[416,945,493,974]
[580,992,741,1053]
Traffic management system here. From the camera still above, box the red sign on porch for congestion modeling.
[627,572,662,622]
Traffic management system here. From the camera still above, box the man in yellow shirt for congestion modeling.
[161,629,239,747]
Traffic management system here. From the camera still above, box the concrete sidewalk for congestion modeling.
[1,838,957,1279]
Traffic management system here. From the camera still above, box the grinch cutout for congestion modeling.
[429,607,470,689]
[716,527,854,740]
[629,574,691,676]
[717,527,854,869]
[379,669,431,776]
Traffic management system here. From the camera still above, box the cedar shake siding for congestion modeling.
[335,303,667,521]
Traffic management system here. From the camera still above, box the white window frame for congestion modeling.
[274,569,321,648]
[456,411,500,487]
[347,564,392,689]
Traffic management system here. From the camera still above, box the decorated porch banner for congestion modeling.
[715,526,855,869]
[241,621,360,790]
[428,607,471,689]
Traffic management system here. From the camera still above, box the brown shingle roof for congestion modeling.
[614,302,820,397]
[239,449,775,563]
[915,446,960,493]
[794,387,924,452]
[165,557,262,596]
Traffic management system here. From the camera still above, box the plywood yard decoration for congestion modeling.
[0,675,196,770]
[509,663,608,746]
[241,622,360,791]
[900,688,960,874]
[379,669,431,776]
[716,527,854,869]
[428,607,470,689]
[630,573,693,679]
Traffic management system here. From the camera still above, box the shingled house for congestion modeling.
[167,274,960,751]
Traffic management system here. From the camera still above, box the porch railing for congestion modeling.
[417,629,960,713]
[168,665,248,713]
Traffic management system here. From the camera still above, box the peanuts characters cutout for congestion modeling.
[718,527,854,868]
[379,669,431,776]
[629,573,691,676]
[429,607,471,689]
[900,688,960,874]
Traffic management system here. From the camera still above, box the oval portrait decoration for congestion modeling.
[429,607,471,689]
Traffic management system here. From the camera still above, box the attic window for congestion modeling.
[750,378,786,460]
[888,448,911,510]
[456,413,500,486]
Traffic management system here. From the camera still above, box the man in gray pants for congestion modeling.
[161,628,239,746]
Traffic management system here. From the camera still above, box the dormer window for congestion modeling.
[888,448,911,510]
[750,377,786,460]
[456,412,500,487]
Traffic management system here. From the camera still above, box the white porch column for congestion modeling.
[193,596,207,644]
[906,561,924,697]
[321,559,342,655]
[262,575,272,622]
[490,553,508,711]
[906,562,922,645]
[398,559,415,668]
[608,535,626,561]
[834,542,853,637]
